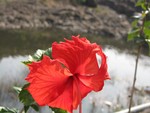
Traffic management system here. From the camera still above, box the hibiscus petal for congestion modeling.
[52,36,101,75]
[78,52,110,91]
[48,78,73,113]
[73,76,91,109]
[26,62,41,82]
[26,55,71,106]
[78,74,104,92]
[48,76,92,112]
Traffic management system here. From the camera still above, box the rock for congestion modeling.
[0,22,5,28]
[98,0,141,17]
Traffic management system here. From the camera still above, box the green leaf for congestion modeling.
[0,106,18,113]
[44,48,52,57]
[136,0,144,6]
[21,48,52,112]
[131,20,138,28]
[51,107,67,113]
[144,28,150,38]
[23,47,52,65]
[31,104,39,111]
[23,49,45,65]
[128,29,140,41]
[22,60,32,65]
[19,84,34,106]
[136,0,146,10]
[29,49,45,62]
[144,21,150,28]
[135,36,145,44]
[24,106,30,113]
[13,86,22,94]
[141,3,147,10]
[19,84,40,113]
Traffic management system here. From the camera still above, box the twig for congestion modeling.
[128,1,147,112]
[128,45,141,113]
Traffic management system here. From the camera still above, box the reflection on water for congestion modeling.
[0,47,150,113]
[0,56,28,87]
[105,47,150,86]
[0,56,28,110]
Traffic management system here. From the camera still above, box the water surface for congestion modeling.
[0,29,149,113]
[0,48,149,113]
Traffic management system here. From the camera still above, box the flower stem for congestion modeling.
[79,102,82,113]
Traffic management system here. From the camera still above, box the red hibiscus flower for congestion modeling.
[25,35,110,113]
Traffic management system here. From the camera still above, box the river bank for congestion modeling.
[0,0,131,39]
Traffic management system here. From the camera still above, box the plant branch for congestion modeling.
[128,45,141,113]
[128,1,148,112]
[128,1,147,112]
